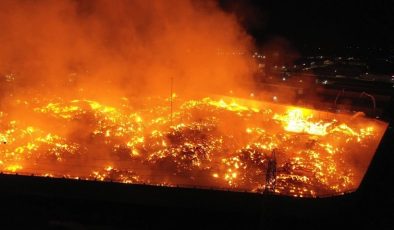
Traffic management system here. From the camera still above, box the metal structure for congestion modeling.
[264,149,277,194]
[359,91,376,117]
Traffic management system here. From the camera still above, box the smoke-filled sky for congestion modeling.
[0,0,256,101]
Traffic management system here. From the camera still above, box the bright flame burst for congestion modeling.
[274,108,333,136]
[0,96,386,197]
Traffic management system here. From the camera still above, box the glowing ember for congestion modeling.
[0,96,387,197]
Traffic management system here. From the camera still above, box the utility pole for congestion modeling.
[334,88,345,108]
[170,76,174,126]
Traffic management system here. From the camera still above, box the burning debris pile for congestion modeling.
[0,0,386,199]
[0,96,386,197]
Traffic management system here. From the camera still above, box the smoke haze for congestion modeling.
[0,0,255,101]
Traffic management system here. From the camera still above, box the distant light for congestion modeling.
[273,96,278,102]
[322,80,328,85]
[250,93,255,97]
[282,77,286,81]
[299,80,303,83]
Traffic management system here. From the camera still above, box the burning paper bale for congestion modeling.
[0,96,387,197]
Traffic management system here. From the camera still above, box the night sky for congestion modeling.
[220,0,394,55]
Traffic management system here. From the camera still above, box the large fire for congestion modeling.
[0,95,386,197]
[0,0,388,198]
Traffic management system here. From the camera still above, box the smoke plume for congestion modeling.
[0,0,255,101]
